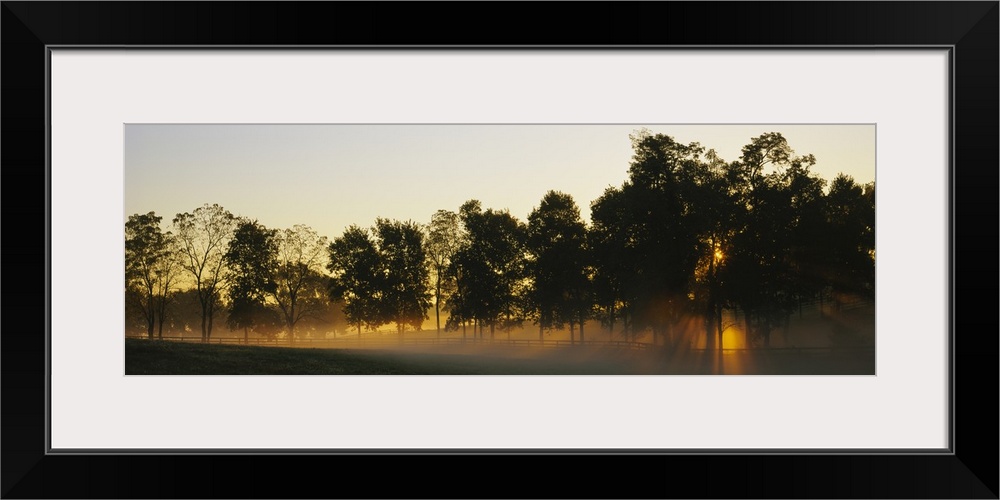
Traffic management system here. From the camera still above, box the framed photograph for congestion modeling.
[3,2,996,498]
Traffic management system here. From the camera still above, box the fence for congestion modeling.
[124,335,875,355]
[123,335,654,350]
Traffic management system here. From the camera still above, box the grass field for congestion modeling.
[124,338,875,375]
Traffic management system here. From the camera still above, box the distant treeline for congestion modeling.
[126,131,874,349]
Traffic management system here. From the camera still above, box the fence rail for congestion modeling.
[124,335,872,354]
[124,335,654,350]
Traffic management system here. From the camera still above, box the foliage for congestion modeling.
[224,219,279,339]
[327,225,383,336]
[272,224,330,342]
[129,131,874,352]
[125,212,181,339]
[173,203,237,341]
[425,209,461,336]
[527,191,591,341]
[446,200,528,338]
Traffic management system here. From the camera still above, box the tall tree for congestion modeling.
[224,219,279,343]
[125,212,170,339]
[589,186,634,340]
[173,203,237,342]
[721,133,821,348]
[685,149,740,351]
[152,232,183,340]
[272,225,330,344]
[623,130,706,348]
[374,218,433,338]
[823,174,876,299]
[328,225,382,337]
[527,191,590,343]
[425,209,461,338]
[450,200,528,340]
[444,201,481,339]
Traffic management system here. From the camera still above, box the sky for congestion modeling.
[124,124,875,241]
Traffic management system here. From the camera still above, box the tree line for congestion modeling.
[125,131,874,349]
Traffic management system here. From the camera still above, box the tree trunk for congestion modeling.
[579,314,585,344]
[146,308,155,339]
[206,302,215,341]
[744,311,752,349]
[608,303,616,342]
[435,278,441,338]
[716,306,724,351]
[287,303,296,344]
[201,312,208,343]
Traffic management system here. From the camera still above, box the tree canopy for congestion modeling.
[127,131,874,353]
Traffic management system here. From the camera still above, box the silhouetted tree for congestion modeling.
[686,149,740,351]
[721,133,822,348]
[173,203,237,342]
[125,212,174,339]
[328,225,383,337]
[425,209,461,337]
[527,191,591,343]
[152,234,183,340]
[622,130,706,348]
[781,157,829,320]
[272,225,329,344]
[823,174,876,299]
[374,218,432,338]
[589,186,634,340]
[449,200,528,340]
[224,219,279,343]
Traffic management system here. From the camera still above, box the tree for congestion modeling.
[721,133,823,348]
[271,225,330,344]
[622,130,706,348]
[163,288,214,338]
[374,218,433,338]
[173,203,237,342]
[685,149,740,351]
[527,191,591,343]
[589,186,634,340]
[224,219,279,343]
[823,174,875,299]
[125,212,174,339]
[328,225,382,337]
[449,200,528,340]
[425,209,461,337]
[152,232,183,340]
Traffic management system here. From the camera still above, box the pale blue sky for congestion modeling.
[124,124,875,240]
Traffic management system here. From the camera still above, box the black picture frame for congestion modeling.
[2,2,996,498]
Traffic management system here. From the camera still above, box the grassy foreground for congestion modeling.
[125,339,662,375]
[124,338,874,375]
